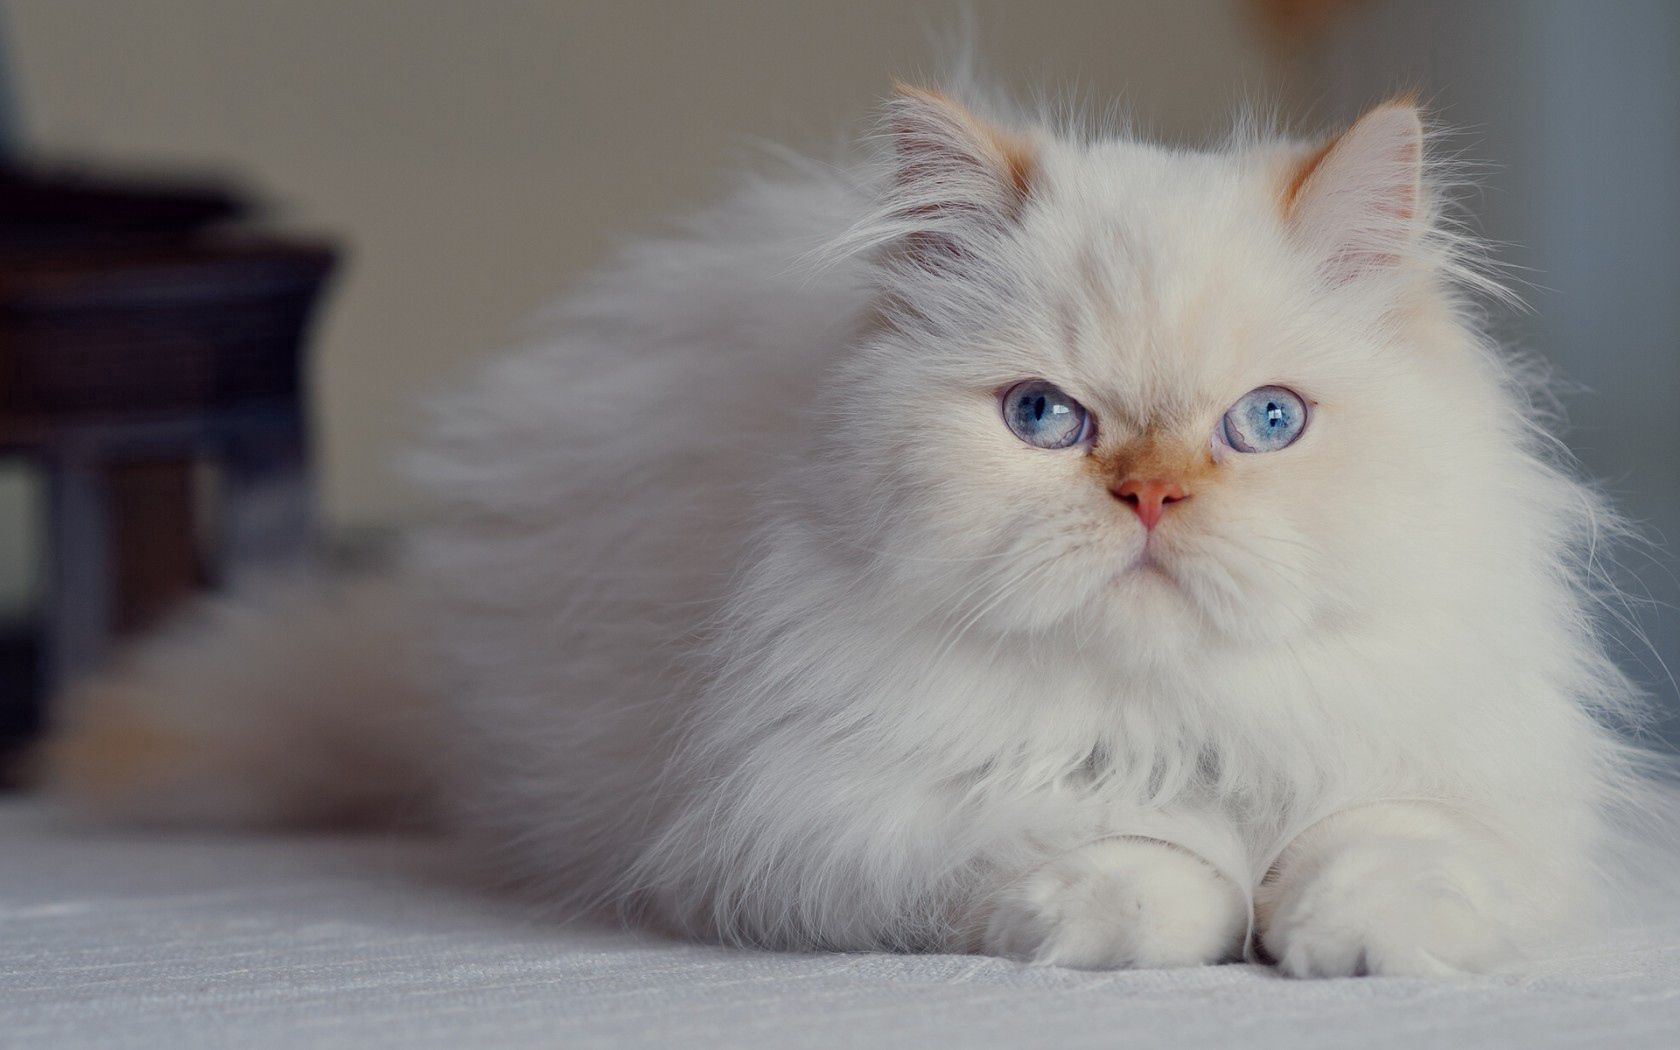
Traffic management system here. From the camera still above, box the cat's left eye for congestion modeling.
[1220,386,1308,453]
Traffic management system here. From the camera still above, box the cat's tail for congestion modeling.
[34,569,441,829]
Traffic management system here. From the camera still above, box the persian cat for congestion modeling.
[46,84,1660,978]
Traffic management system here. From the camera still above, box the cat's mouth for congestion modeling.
[1119,546,1177,585]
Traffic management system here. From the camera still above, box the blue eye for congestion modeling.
[1001,380,1091,449]
[1221,386,1308,453]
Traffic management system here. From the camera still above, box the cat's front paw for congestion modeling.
[982,838,1245,969]
[1258,836,1514,978]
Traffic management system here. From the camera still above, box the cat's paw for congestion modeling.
[1258,836,1514,978]
[982,838,1245,969]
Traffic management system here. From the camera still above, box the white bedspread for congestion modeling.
[3,799,1678,1049]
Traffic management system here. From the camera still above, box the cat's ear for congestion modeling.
[885,84,1039,268]
[1285,99,1425,283]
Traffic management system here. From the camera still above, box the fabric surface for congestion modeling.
[3,798,1679,1049]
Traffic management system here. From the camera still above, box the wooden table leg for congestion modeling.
[110,459,204,636]
[43,452,112,694]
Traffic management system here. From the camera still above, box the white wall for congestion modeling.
[3,0,1285,541]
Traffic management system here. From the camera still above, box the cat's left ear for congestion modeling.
[1285,100,1425,282]
[884,85,1041,269]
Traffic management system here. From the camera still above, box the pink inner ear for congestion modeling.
[1365,113,1422,223]
[1288,102,1425,282]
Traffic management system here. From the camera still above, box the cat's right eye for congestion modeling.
[1000,380,1092,449]
[1220,385,1308,453]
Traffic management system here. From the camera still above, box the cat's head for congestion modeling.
[824,87,1523,663]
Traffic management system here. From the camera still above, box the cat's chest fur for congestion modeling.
[715,568,1470,816]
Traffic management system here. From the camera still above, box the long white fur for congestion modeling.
[48,85,1665,976]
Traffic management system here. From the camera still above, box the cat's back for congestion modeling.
[415,168,869,563]
[407,167,873,834]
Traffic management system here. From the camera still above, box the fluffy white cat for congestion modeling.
[47,85,1661,977]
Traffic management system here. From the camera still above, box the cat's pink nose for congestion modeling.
[1113,478,1188,531]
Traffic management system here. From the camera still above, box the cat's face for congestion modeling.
[831,91,1498,663]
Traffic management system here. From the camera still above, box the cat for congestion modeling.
[44,83,1660,977]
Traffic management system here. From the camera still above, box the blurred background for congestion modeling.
[0,0,1673,756]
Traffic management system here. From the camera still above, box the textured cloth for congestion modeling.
[3,799,1679,1049]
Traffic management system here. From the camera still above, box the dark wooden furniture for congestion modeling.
[0,166,335,744]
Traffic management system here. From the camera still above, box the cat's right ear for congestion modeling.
[1285,100,1426,284]
[885,85,1040,269]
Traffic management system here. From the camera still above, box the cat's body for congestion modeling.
[47,88,1653,977]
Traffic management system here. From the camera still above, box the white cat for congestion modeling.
[47,85,1659,977]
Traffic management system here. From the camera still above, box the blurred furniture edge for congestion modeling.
[0,164,336,755]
